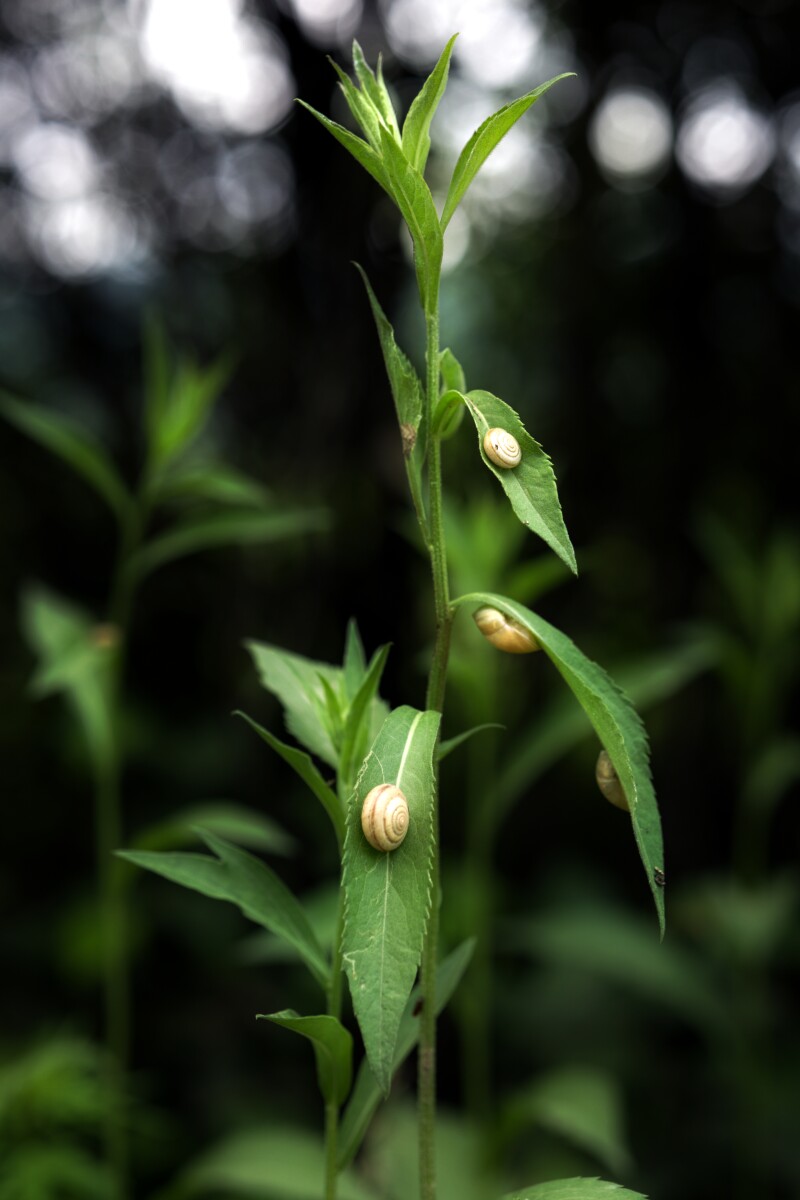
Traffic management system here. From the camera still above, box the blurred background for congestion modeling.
[1,0,799,1198]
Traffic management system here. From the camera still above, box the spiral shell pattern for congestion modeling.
[361,783,409,852]
[473,606,541,654]
[595,749,629,812]
[483,427,522,468]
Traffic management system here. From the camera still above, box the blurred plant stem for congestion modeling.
[97,480,152,1200]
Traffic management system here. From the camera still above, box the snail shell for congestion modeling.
[483,427,522,469]
[361,783,409,852]
[595,749,629,812]
[473,606,540,654]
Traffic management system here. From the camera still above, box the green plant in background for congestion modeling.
[0,326,326,1200]
[122,40,665,1200]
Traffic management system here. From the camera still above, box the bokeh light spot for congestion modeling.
[589,87,672,188]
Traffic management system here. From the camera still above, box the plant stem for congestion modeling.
[418,302,453,1200]
[324,1100,340,1200]
[98,495,148,1200]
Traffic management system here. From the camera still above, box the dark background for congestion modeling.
[1,1,798,1197]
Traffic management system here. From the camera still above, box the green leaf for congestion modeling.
[439,346,467,394]
[131,802,295,855]
[341,705,441,1094]
[150,353,235,468]
[246,641,345,768]
[339,644,392,796]
[119,834,329,989]
[401,34,458,172]
[438,723,504,762]
[0,391,131,522]
[352,41,399,138]
[379,125,443,311]
[235,712,343,844]
[505,901,726,1032]
[199,831,329,987]
[297,101,389,192]
[132,507,327,577]
[338,939,474,1169]
[503,1179,647,1200]
[343,619,368,702]
[509,1067,632,1176]
[116,849,231,902]
[330,58,384,150]
[355,265,425,487]
[440,73,574,230]
[257,1010,352,1105]
[20,586,115,774]
[142,311,170,451]
[431,387,466,440]
[453,592,664,935]
[178,1126,379,1199]
[151,461,271,509]
[464,390,576,574]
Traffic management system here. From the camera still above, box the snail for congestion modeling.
[483,427,522,469]
[361,783,409,851]
[473,606,540,654]
[595,749,629,812]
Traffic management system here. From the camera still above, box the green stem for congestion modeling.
[418,302,453,1200]
[98,493,149,1200]
[324,1100,339,1200]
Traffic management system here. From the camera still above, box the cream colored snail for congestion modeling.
[361,783,409,851]
[483,427,522,469]
[473,606,541,654]
[595,749,629,812]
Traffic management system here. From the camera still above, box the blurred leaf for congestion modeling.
[236,712,343,843]
[696,511,759,632]
[0,1037,107,1130]
[131,802,295,855]
[507,1066,632,1176]
[464,391,576,574]
[0,391,131,521]
[149,353,234,468]
[454,593,664,934]
[131,507,327,578]
[379,124,443,310]
[742,735,800,814]
[339,644,392,796]
[342,706,441,1094]
[257,1010,352,1105]
[339,940,475,1169]
[143,311,171,451]
[361,1103,502,1200]
[440,74,574,230]
[0,1144,111,1199]
[503,1179,646,1200]
[676,873,799,966]
[20,585,115,774]
[505,902,726,1032]
[438,723,504,761]
[152,462,271,509]
[401,34,458,172]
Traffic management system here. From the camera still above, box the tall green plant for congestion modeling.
[1,328,325,1200]
[124,41,665,1200]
